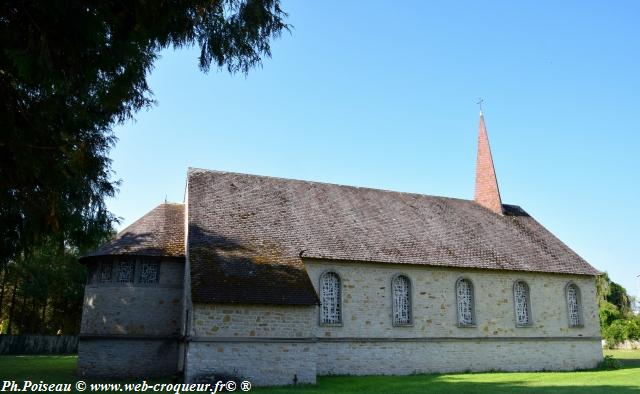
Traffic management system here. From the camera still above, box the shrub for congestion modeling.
[602,317,640,347]
[598,355,621,370]
[627,317,640,340]
[603,320,627,347]
[600,301,622,327]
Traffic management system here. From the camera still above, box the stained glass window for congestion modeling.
[567,284,582,327]
[392,275,411,325]
[99,262,113,283]
[514,281,531,326]
[456,278,474,326]
[140,261,160,284]
[118,261,135,283]
[320,272,341,324]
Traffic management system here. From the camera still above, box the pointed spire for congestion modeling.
[474,112,503,215]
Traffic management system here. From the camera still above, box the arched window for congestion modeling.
[566,283,583,327]
[513,280,532,326]
[320,272,341,325]
[392,275,412,326]
[456,278,475,326]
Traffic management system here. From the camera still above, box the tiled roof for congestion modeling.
[187,168,599,306]
[81,203,185,260]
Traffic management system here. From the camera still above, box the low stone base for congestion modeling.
[316,339,603,375]
[77,338,179,378]
[183,338,602,386]
[185,341,316,386]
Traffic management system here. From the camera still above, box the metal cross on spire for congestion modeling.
[476,98,484,115]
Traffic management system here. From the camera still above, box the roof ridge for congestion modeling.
[187,167,483,205]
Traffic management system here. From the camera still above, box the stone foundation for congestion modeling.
[77,338,179,378]
[316,338,603,375]
[182,337,602,386]
[185,341,316,386]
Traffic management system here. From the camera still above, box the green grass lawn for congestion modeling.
[0,355,171,393]
[0,350,638,393]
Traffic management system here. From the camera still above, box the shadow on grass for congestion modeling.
[0,356,172,393]
[620,360,640,369]
[254,372,640,394]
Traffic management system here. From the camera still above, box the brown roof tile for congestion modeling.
[187,168,599,306]
[82,203,185,260]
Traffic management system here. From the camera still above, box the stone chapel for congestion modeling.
[77,114,602,386]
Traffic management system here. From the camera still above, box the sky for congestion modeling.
[109,1,640,296]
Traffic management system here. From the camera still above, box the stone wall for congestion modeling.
[79,256,601,383]
[182,261,602,385]
[184,304,316,385]
[187,342,316,386]
[80,259,183,336]
[304,259,602,375]
[78,338,179,378]
[304,260,600,339]
[316,339,602,375]
[78,258,184,378]
[191,304,314,338]
[607,340,640,350]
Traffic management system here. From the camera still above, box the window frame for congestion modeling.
[117,260,136,284]
[513,280,533,327]
[455,277,476,327]
[99,261,114,284]
[318,270,343,327]
[391,273,413,327]
[138,260,161,285]
[565,282,584,328]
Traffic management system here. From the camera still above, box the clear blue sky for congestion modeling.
[110,1,640,296]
